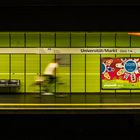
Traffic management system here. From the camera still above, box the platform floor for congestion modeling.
[0,93,140,113]
[0,93,140,103]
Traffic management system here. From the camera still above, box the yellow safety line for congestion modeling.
[0,103,139,106]
[0,107,138,110]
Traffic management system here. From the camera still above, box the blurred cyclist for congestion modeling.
[42,58,60,85]
[41,58,60,95]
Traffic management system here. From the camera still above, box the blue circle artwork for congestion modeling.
[107,67,113,72]
[124,60,137,73]
[102,63,106,74]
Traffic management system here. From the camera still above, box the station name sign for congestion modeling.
[81,48,118,53]
[0,48,138,54]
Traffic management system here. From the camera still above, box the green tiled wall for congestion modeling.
[0,32,139,93]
